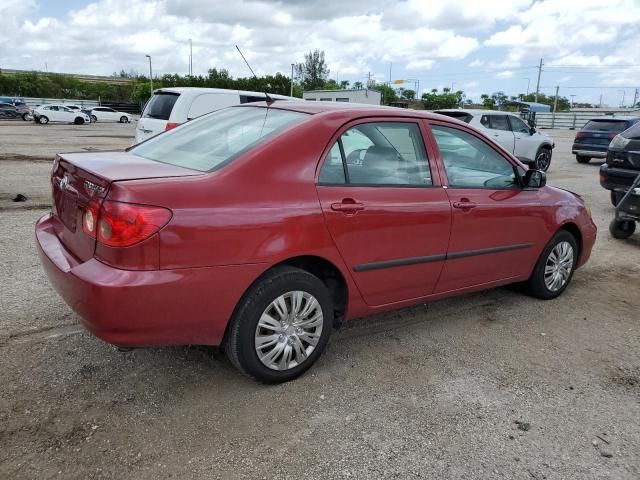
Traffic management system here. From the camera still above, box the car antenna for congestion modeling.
[235,45,274,105]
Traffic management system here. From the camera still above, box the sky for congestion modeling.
[1,0,639,106]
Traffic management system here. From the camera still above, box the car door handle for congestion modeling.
[453,201,477,210]
[331,200,365,213]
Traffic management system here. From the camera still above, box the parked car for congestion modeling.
[434,109,555,171]
[36,102,596,383]
[0,102,32,121]
[600,120,640,205]
[62,105,97,122]
[91,107,132,123]
[33,104,91,125]
[572,116,640,163]
[134,87,295,144]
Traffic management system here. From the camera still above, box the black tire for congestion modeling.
[119,116,128,123]
[39,115,49,125]
[91,115,97,123]
[525,230,578,300]
[609,219,636,239]
[22,112,31,121]
[225,266,333,383]
[610,190,620,206]
[576,155,590,164]
[533,147,552,171]
[74,117,85,125]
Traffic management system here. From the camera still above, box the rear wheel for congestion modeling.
[74,117,85,125]
[120,116,128,123]
[576,155,590,164]
[525,230,578,300]
[225,266,333,383]
[533,147,552,171]
[39,115,49,125]
[91,115,97,123]
[22,112,32,121]
[610,219,636,239]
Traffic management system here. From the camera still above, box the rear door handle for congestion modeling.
[453,201,477,209]
[331,200,365,213]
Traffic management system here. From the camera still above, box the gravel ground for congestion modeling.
[0,123,639,479]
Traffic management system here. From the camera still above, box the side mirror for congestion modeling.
[523,169,546,188]
[529,126,536,135]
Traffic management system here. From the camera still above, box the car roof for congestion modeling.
[586,116,640,121]
[238,100,449,121]
[435,108,521,116]
[154,87,295,100]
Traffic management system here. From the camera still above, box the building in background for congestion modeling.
[302,88,381,105]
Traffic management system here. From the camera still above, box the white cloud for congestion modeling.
[468,59,484,67]
[496,70,514,78]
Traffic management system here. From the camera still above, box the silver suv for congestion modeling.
[435,109,555,171]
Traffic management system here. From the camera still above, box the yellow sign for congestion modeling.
[393,79,405,85]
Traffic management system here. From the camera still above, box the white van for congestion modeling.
[135,87,295,144]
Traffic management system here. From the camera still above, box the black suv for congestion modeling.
[600,121,640,205]
[573,116,640,163]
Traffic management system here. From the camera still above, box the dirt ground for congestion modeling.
[0,120,639,479]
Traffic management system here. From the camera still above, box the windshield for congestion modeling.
[583,120,630,132]
[143,92,179,120]
[131,107,309,172]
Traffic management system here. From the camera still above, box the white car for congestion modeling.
[33,104,91,125]
[135,87,296,144]
[435,109,555,171]
[91,107,132,123]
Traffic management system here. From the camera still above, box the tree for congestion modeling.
[404,89,415,100]
[421,89,465,109]
[368,84,397,104]
[294,49,330,91]
[340,80,350,89]
[353,81,363,89]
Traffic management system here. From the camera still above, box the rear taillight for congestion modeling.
[608,132,618,139]
[165,122,180,131]
[82,200,171,247]
[575,132,586,138]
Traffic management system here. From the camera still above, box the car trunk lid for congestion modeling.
[51,151,201,262]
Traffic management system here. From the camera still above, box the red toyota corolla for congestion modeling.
[36,102,597,383]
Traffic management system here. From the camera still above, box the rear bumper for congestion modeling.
[572,145,608,158]
[599,164,640,191]
[36,213,266,347]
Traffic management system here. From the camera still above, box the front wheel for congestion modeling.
[39,115,49,125]
[576,155,590,164]
[610,219,636,239]
[74,117,85,125]
[91,115,97,123]
[22,112,32,121]
[533,147,552,171]
[119,116,129,123]
[525,230,578,300]
[225,267,333,383]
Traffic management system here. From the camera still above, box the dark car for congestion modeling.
[600,121,640,205]
[0,102,32,121]
[573,116,640,163]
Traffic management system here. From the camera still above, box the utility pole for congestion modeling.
[367,72,371,88]
[570,94,576,108]
[188,39,193,76]
[534,58,543,103]
[633,88,639,108]
[523,77,530,96]
[145,55,153,94]
[621,90,626,108]
[599,94,603,108]
[290,63,294,97]
[553,86,559,113]
[389,62,392,86]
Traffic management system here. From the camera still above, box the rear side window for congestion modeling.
[131,107,308,172]
[583,120,629,132]
[143,92,180,120]
[488,115,510,131]
[318,122,432,186]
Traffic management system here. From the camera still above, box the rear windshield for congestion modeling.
[435,111,473,123]
[131,107,309,172]
[583,120,630,132]
[143,92,179,120]
[622,121,640,139]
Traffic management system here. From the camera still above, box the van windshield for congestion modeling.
[143,92,179,120]
[131,107,309,172]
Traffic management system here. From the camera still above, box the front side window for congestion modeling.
[431,125,517,189]
[131,107,308,172]
[319,122,432,186]
[509,116,530,134]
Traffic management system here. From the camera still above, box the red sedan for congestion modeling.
[36,102,597,383]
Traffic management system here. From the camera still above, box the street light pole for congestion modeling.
[523,78,530,96]
[188,39,192,76]
[145,55,153,94]
[290,63,294,97]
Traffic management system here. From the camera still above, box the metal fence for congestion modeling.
[535,112,639,130]
[20,97,100,108]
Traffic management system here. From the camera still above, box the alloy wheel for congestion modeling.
[535,150,551,171]
[254,290,323,371]
[544,241,574,292]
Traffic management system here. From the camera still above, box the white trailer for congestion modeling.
[302,89,381,105]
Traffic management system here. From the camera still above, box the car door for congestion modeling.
[426,121,549,293]
[509,115,539,162]
[480,114,515,153]
[59,106,74,122]
[316,119,452,306]
[47,106,63,122]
